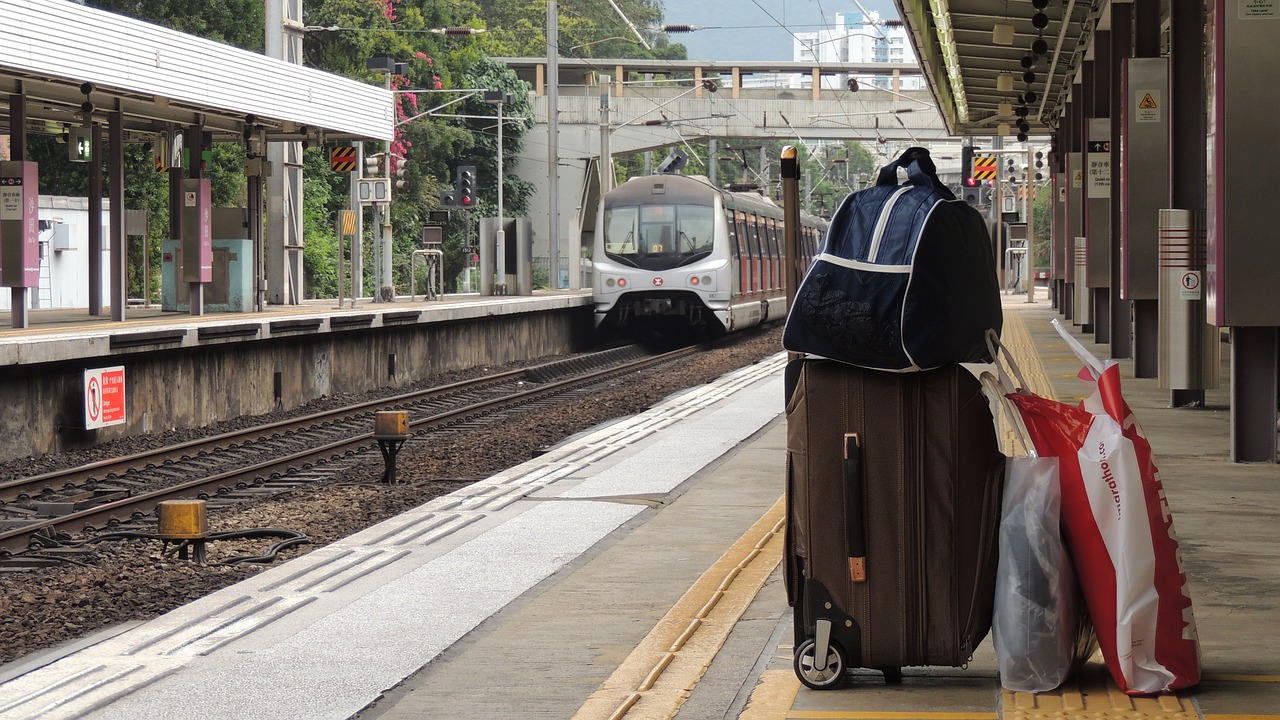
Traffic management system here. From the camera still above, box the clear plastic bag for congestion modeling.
[993,455,1079,692]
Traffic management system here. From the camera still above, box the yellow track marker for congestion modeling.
[572,498,786,720]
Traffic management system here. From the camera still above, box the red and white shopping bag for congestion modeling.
[1006,320,1200,695]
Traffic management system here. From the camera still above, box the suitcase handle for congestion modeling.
[843,433,867,582]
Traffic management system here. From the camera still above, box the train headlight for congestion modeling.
[605,277,628,288]
[689,274,714,288]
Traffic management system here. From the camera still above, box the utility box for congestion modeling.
[1073,236,1092,326]
[1158,210,1219,390]
[161,238,253,312]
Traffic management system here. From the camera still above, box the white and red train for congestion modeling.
[591,173,829,336]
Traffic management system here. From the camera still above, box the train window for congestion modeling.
[639,205,675,253]
[676,206,715,255]
[603,207,638,256]
[746,215,762,257]
[604,203,715,270]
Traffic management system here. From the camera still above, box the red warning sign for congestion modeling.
[84,366,126,429]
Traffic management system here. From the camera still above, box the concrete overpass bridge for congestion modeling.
[496,58,950,282]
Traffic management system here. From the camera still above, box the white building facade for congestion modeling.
[792,11,924,91]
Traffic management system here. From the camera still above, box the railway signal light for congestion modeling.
[456,165,476,207]
[961,145,974,186]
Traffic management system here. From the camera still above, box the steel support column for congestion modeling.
[109,107,126,321]
[1109,12,1132,360]
[88,117,103,317]
[7,92,27,328]
[1168,0,1207,408]
[1087,38,1112,345]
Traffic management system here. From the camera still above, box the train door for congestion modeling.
[727,210,744,294]
[747,214,762,294]
[765,218,780,291]
[774,218,786,289]
[735,211,752,295]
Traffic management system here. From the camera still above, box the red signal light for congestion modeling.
[964,177,977,187]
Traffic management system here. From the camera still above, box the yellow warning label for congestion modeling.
[1139,93,1158,109]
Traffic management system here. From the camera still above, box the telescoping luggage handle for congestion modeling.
[874,146,954,199]
[843,433,867,583]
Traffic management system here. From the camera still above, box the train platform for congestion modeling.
[0,292,1277,720]
[0,291,592,366]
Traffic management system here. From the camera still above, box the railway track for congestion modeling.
[0,343,699,561]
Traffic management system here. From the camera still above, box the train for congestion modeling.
[591,173,830,337]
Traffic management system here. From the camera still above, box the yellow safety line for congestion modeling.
[778,707,998,712]
[1203,673,1280,683]
[572,497,786,720]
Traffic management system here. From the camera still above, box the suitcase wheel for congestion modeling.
[793,637,848,690]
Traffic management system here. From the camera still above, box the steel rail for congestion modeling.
[0,345,697,557]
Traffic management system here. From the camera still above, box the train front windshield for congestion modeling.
[603,204,715,271]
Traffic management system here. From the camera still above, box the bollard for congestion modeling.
[374,410,410,484]
[156,499,209,563]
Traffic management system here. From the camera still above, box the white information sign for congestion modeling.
[1088,140,1111,199]
[1240,0,1278,19]
[0,181,22,220]
[1180,271,1202,300]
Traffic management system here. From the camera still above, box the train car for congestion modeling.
[592,173,828,337]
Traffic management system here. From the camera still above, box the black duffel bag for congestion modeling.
[783,148,1002,371]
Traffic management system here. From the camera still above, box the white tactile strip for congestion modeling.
[0,354,787,720]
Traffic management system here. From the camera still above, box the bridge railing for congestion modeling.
[497,57,927,103]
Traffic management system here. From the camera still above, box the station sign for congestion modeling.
[84,366,126,429]
[0,161,40,288]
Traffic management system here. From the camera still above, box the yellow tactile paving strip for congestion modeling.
[1002,667,1194,720]
[572,497,786,720]
[998,309,1205,719]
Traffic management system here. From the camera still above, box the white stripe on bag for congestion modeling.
[814,254,912,273]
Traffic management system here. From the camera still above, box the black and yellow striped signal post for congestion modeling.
[330,147,357,172]
[334,210,359,309]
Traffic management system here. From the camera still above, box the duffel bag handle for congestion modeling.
[875,147,955,198]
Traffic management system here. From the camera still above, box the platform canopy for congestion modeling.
[894,0,1094,136]
[0,0,393,143]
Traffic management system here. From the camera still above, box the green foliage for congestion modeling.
[1033,182,1052,267]
[302,149,339,298]
[35,0,687,299]
[85,0,265,51]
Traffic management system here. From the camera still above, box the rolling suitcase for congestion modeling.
[783,358,1004,689]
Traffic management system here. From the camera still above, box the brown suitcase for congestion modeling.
[784,358,1003,689]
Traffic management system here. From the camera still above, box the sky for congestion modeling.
[663,0,901,62]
